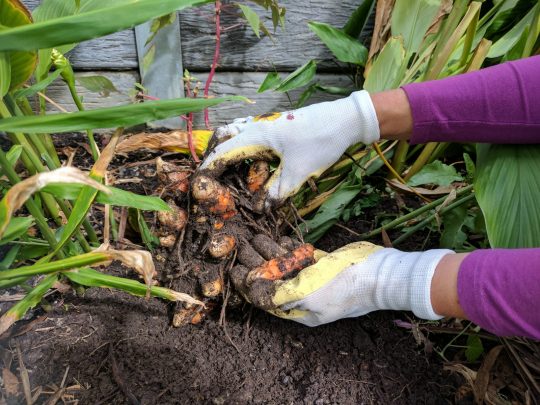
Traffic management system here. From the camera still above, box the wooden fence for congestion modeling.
[22,1,360,128]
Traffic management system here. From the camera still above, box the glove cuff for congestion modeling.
[372,248,454,320]
[348,90,381,145]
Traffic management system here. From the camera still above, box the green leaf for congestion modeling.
[146,12,176,45]
[0,216,34,246]
[0,0,37,90]
[0,274,57,336]
[391,0,440,54]
[343,0,375,39]
[0,245,20,270]
[76,75,119,96]
[238,4,261,38]
[301,168,363,243]
[487,3,538,57]
[142,44,156,72]
[408,160,464,187]
[440,205,468,250]
[0,52,10,97]
[0,96,246,133]
[475,144,540,248]
[275,60,317,92]
[309,21,368,65]
[463,153,476,183]
[6,144,22,166]
[42,183,170,211]
[363,37,405,92]
[0,0,212,52]
[64,267,199,303]
[257,71,281,93]
[465,334,484,362]
[13,67,64,99]
[128,208,159,250]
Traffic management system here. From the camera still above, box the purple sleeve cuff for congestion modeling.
[402,56,540,145]
[458,249,540,339]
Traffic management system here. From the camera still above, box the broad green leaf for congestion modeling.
[487,3,537,57]
[475,144,540,248]
[238,4,261,38]
[391,0,440,54]
[343,0,375,39]
[0,216,34,245]
[408,160,464,187]
[308,22,368,65]
[0,52,10,97]
[465,334,484,362]
[485,0,535,38]
[76,75,119,96]
[0,0,37,90]
[440,205,468,250]
[257,71,281,93]
[0,96,246,133]
[13,67,64,99]
[275,60,317,92]
[42,183,170,211]
[0,0,212,52]
[363,37,405,92]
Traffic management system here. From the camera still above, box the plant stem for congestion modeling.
[360,185,474,240]
[203,0,222,130]
[0,149,63,258]
[392,193,476,246]
[66,80,100,161]
[0,99,98,246]
[389,140,409,178]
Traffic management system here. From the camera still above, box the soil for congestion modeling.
[0,136,466,404]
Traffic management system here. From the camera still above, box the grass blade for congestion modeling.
[0,274,57,336]
[64,267,203,306]
[0,96,247,133]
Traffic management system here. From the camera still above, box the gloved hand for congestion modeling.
[200,91,380,210]
[232,237,453,327]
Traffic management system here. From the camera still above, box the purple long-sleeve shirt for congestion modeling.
[402,56,540,340]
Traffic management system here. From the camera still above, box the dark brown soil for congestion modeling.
[1,135,465,404]
[5,283,462,404]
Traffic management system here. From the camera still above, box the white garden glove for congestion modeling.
[200,90,380,209]
[232,241,453,327]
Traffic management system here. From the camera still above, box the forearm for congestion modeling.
[370,56,540,144]
[430,249,540,340]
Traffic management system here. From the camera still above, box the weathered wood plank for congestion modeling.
[179,0,361,72]
[43,71,352,128]
[21,0,138,70]
[22,0,361,72]
[135,16,185,128]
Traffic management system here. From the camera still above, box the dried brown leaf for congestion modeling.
[0,167,110,237]
[2,368,20,397]
[367,0,396,66]
[474,345,504,403]
[426,0,453,36]
[116,130,213,156]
